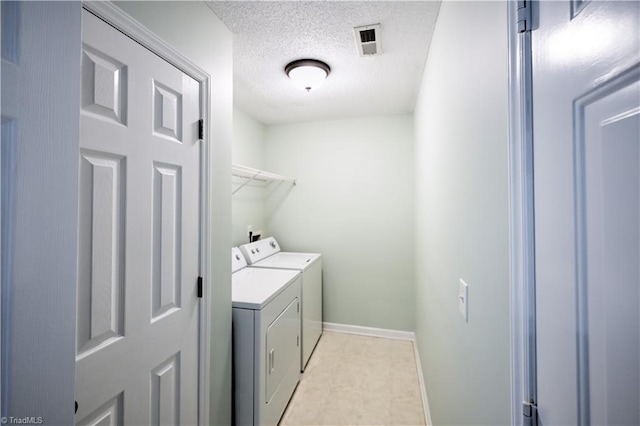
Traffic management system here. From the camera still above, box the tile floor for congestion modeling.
[279,331,426,426]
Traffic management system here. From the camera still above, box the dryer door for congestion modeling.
[265,297,299,403]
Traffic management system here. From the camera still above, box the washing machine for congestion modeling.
[239,237,322,371]
[231,247,301,426]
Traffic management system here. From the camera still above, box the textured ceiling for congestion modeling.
[207,1,441,125]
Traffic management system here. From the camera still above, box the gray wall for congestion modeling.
[414,1,511,424]
[264,115,416,332]
[111,2,234,424]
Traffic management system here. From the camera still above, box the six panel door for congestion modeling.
[75,9,201,425]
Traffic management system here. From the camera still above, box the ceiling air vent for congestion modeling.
[354,24,381,56]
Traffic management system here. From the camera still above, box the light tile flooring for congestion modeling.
[279,331,426,426]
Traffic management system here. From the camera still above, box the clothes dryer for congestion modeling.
[239,237,322,371]
[231,247,301,426]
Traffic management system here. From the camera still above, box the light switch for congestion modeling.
[459,279,469,322]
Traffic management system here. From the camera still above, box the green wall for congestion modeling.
[414,1,512,424]
[264,115,416,332]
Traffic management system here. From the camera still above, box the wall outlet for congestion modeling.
[459,279,469,322]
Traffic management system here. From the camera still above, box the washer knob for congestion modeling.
[251,249,255,254]
[256,248,260,253]
[235,254,240,260]
[270,241,276,248]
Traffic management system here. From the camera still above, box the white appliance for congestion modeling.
[231,247,301,426]
[239,237,322,371]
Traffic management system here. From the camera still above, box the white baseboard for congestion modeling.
[322,321,415,341]
[412,337,433,426]
[322,322,432,424]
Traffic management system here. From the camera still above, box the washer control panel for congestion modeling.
[231,247,248,273]
[239,237,280,265]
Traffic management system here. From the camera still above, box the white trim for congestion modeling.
[198,78,212,426]
[0,4,3,412]
[322,321,414,341]
[507,2,524,421]
[80,3,212,424]
[412,337,433,426]
[82,1,208,83]
[1,5,3,411]
[322,322,432,424]
[507,2,536,425]
[0,5,3,412]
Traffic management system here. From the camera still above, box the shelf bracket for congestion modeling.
[232,169,263,195]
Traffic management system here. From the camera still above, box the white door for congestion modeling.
[533,1,640,424]
[75,9,201,425]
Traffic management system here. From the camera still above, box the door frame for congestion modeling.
[80,2,213,424]
[507,2,537,425]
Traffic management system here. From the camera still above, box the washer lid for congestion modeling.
[232,267,300,310]
[253,252,321,270]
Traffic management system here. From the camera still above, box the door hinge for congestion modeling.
[517,0,533,33]
[198,118,204,140]
[197,276,203,298]
[297,302,300,313]
[523,401,538,425]
[297,336,299,347]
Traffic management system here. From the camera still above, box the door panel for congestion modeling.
[80,45,127,125]
[533,1,640,424]
[152,163,182,319]
[76,9,200,425]
[76,393,123,426]
[266,297,299,403]
[580,75,639,426]
[77,150,126,356]
[151,353,181,426]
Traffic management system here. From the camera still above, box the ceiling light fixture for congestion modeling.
[285,59,331,92]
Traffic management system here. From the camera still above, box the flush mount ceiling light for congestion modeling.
[285,59,331,92]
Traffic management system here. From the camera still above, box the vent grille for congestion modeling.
[354,24,381,56]
[359,29,376,43]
